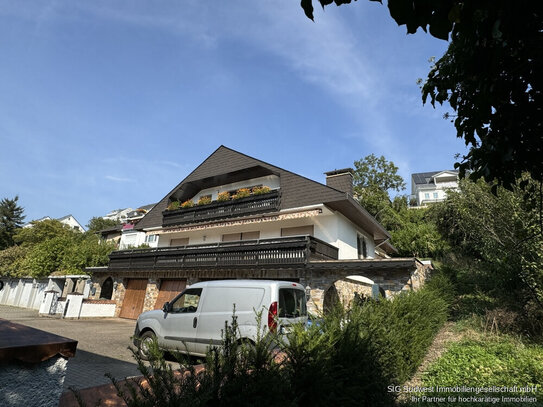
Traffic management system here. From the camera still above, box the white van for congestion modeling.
[133,280,307,358]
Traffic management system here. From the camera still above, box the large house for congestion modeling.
[411,170,459,206]
[88,146,428,318]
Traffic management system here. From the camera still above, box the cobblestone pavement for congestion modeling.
[0,305,142,391]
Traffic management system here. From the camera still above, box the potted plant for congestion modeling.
[232,188,251,199]
[167,201,180,211]
[197,196,212,206]
[217,191,230,202]
[181,200,194,208]
[252,186,271,195]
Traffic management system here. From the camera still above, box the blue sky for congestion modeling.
[0,1,466,228]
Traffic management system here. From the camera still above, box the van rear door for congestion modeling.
[277,287,307,332]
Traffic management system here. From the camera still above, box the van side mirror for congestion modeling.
[162,302,170,313]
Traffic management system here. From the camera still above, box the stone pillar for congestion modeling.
[64,293,84,319]
[39,290,59,315]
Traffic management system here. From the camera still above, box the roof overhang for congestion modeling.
[324,195,391,243]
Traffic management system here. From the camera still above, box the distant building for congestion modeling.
[411,170,459,206]
[23,214,85,232]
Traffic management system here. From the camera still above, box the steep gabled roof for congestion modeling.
[135,146,391,243]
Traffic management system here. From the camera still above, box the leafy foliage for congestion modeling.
[351,155,447,258]
[86,217,121,233]
[301,1,543,187]
[0,196,25,250]
[0,219,115,278]
[430,177,543,314]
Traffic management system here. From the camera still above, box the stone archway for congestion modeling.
[100,277,114,300]
[323,284,340,314]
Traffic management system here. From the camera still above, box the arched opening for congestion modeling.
[101,277,114,300]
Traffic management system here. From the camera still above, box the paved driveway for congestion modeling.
[0,305,141,391]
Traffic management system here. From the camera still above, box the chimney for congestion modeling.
[324,168,354,195]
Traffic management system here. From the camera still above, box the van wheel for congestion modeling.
[138,331,156,361]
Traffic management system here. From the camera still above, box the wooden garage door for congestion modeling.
[119,279,148,319]
[154,279,187,310]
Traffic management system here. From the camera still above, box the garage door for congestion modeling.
[119,279,148,319]
[154,279,187,310]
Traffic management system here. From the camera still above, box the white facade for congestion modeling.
[411,171,459,206]
[139,204,378,259]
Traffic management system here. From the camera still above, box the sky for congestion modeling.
[0,1,467,228]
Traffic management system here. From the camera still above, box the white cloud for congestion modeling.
[105,175,135,183]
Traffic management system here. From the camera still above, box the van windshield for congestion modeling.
[278,288,307,318]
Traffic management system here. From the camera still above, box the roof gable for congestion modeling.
[134,146,390,242]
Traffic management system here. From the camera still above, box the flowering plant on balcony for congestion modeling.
[217,191,230,202]
[232,188,251,199]
[181,200,194,208]
[167,201,180,211]
[252,186,271,195]
[197,196,212,206]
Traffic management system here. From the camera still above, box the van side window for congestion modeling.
[278,289,307,318]
[170,288,202,313]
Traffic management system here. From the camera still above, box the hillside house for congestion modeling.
[411,170,459,206]
[88,146,428,318]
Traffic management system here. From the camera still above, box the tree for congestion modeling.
[353,154,405,217]
[301,1,543,187]
[86,217,121,234]
[0,196,25,250]
[430,176,543,310]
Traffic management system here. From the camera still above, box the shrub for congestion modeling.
[167,201,180,211]
[197,196,212,206]
[180,200,194,209]
[232,188,251,199]
[217,191,230,202]
[252,186,271,195]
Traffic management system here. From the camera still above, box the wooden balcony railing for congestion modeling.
[162,190,281,227]
[108,235,338,270]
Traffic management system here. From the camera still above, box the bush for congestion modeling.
[181,200,194,209]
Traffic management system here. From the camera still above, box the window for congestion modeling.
[222,231,260,242]
[357,235,367,258]
[170,288,202,313]
[145,234,158,243]
[433,192,439,199]
[170,237,189,246]
[278,288,307,317]
[424,193,430,199]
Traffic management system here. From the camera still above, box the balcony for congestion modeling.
[108,235,338,270]
[162,190,281,227]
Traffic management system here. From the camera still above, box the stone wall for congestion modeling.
[90,258,431,317]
